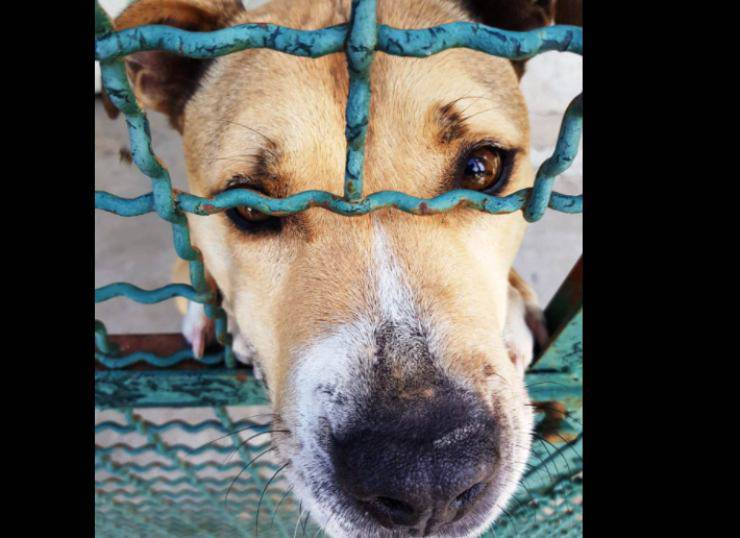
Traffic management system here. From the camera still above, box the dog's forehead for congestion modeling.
[184,0,529,196]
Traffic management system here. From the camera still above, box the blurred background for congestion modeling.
[95,0,582,335]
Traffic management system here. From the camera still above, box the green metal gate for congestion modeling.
[95,0,583,535]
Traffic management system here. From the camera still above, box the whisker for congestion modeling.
[526,380,576,390]
[256,461,290,537]
[533,434,574,475]
[301,511,311,538]
[224,428,287,464]
[502,479,537,508]
[551,432,583,458]
[207,427,288,449]
[502,486,530,515]
[271,484,295,528]
[532,437,564,482]
[512,473,540,505]
[224,446,275,507]
[499,459,547,490]
[293,503,304,538]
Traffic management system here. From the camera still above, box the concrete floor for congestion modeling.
[95,47,582,336]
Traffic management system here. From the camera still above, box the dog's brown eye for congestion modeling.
[234,205,271,222]
[224,184,283,234]
[459,146,506,191]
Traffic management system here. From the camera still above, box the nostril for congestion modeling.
[365,496,419,527]
[376,496,415,516]
[453,481,488,513]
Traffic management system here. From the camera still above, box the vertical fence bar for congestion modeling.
[342,0,378,201]
[524,94,583,222]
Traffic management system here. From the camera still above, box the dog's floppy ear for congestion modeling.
[101,0,244,131]
[460,0,581,78]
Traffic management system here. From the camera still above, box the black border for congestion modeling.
[2,0,704,534]
[3,1,93,531]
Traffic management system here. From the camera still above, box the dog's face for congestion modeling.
[113,0,557,535]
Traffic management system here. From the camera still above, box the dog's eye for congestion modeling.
[224,185,283,234]
[458,146,508,192]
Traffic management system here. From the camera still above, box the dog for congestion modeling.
[106,0,566,536]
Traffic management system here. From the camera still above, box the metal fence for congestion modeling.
[94,0,583,536]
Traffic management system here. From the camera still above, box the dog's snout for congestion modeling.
[330,393,498,535]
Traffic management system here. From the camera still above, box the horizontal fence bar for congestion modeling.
[96,187,581,218]
[95,418,269,435]
[97,474,277,491]
[96,442,281,461]
[96,349,224,369]
[96,22,581,62]
[95,282,209,304]
[95,369,269,408]
[95,333,226,369]
[97,442,239,457]
[96,459,245,475]
[95,191,153,216]
[99,488,265,502]
[96,22,347,61]
[378,23,581,58]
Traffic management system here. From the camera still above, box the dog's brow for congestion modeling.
[435,97,523,151]
[208,146,282,197]
[436,101,469,145]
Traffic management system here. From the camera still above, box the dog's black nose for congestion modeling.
[330,392,497,535]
